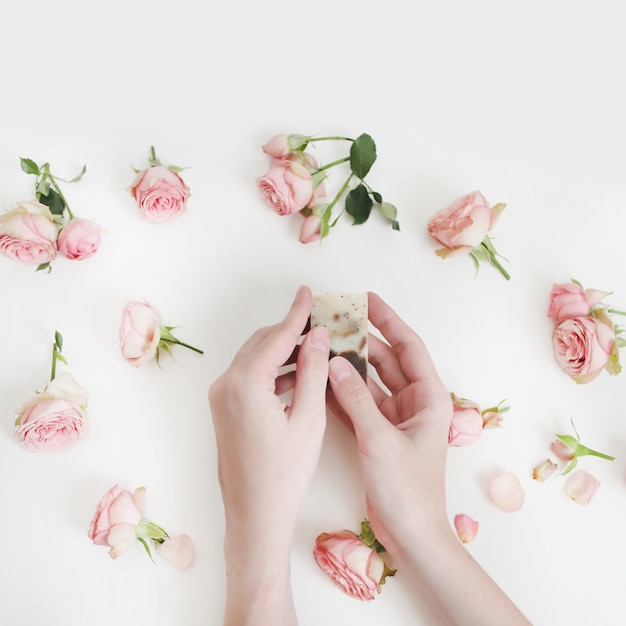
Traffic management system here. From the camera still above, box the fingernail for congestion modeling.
[329,357,352,382]
[309,325,329,351]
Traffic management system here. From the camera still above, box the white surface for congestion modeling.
[2,1,626,625]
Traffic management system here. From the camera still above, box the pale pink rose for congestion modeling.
[15,372,89,452]
[299,214,322,244]
[156,534,194,568]
[532,458,558,481]
[547,282,608,322]
[552,315,615,383]
[128,166,190,223]
[427,191,501,258]
[313,530,385,601]
[565,470,600,505]
[482,411,503,429]
[257,160,313,216]
[489,472,525,512]
[57,219,101,260]
[448,395,483,447]
[119,300,162,366]
[262,134,291,158]
[550,440,575,461]
[88,484,146,559]
[0,200,58,264]
[453,514,479,543]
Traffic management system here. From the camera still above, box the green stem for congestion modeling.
[608,309,626,316]
[163,338,204,355]
[485,246,510,280]
[47,173,74,220]
[51,344,58,381]
[577,444,615,461]
[312,156,350,174]
[309,136,354,143]
[323,172,354,221]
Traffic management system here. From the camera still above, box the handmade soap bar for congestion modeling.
[311,292,368,381]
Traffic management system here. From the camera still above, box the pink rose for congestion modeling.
[548,282,608,322]
[552,315,615,383]
[0,200,58,264]
[119,300,162,366]
[128,166,190,223]
[313,530,384,601]
[15,372,89,451]
[261,134,291,158]
[57,218,101,260]
[256,160,313,216]
[88,484,146,559]
[427,191,501,258]
[448,395,484,447]
[299,214,322,244]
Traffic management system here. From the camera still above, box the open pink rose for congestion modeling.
[448,394,484,447]
[88,484,146,559]
[57,218,101,260]
[427,191,501,258]
[257,160,313,216]
[548,282,608,322]
[313,530,385,601]
[156,534,194,569]
[128,166,190,223]
[119,300,162,366]
[0,200,58,265]
[299,214,322,244]
[15,372,89,451]
[552,315,615,383]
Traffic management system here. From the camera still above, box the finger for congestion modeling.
[290,325,330,424]
[275,371,296,396]
[368,292,444,392]
[328,355,391,445]
[367,334,410,393]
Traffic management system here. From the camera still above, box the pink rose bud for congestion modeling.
[313,530,385,601]
[552,315,615,383]
[57,218,102,260]
[482,410,503,429]
[489,472,525,512]
[156,534,194,569]
[299,214,322,244]
[448,394,484,447]
[128,166,190,223]
[565,469,600,505]
[119,300,162,366]
[15,372,89,452]
[550,440,575,461]
[532,458,558,481]
[88,485,146,559]
[0,200,58,265]
[256,160,313,216]
[427,191,499,258]
[547,282,608,323]
[261,134,291,158]
[454,514,479,543]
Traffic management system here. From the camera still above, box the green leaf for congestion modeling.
[54,331,63,351]
[38,187,66,215]
[349,133,377,179]
[36,262,51,273]
[20,157,40,175]
[345,183,373,225]
[372,191,382,203]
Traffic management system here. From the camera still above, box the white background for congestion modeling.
[2,1,626,624]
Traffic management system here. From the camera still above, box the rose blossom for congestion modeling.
[128,165,190,223]
[261,134,291,158]
[257,160,313,216]
[119,300,162,366]
[448,394,484,447]
[0,200,58,264]
[15,372,89,451]
[299,214,322,244]
[547,282,608,323]
[88,484,146,559]
[552,315,615,383]
[313,530,385,601]
[427,190,502,257]
[57,218,101,260]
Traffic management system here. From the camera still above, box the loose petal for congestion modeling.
[565,470,600,505]
[157,534,194,568]
[454,514,479,543]
[532,459,558,482]
[489,472,525,512]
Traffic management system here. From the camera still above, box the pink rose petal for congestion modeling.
[156,534,194,568]
[565,469,600,506]
[532,459,558,482]
[489,472,525,512]
[453,514,479,543]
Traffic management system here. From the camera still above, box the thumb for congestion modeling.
[328,356,387,444]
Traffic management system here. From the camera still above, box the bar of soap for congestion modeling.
[311,291,368,380]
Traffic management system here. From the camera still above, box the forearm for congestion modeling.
[391,526,531,626]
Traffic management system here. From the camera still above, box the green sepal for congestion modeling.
[287,134,311,151]
[605,343,622,376]
[36,262,51,273]
[349,133,377,179]
[359,519,386,554]
[345,183,372,225]
[66,164,87,184]
[54,331,63,351]
[20,157,40,175]
[137,537,156,564]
